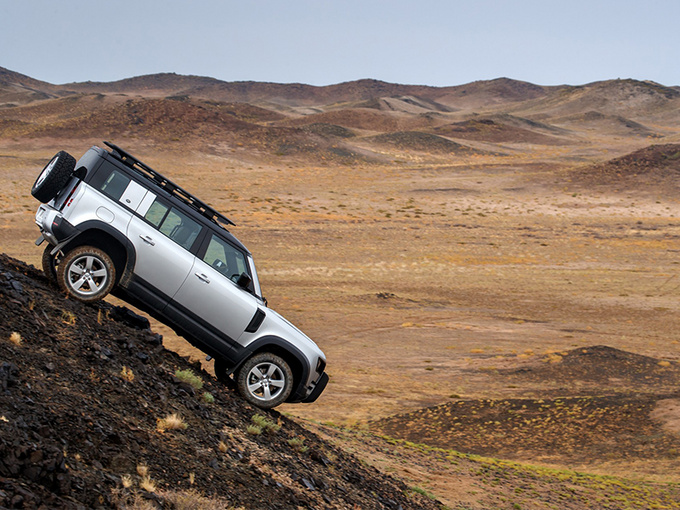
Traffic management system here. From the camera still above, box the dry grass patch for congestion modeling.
[61,310,76,325]
[157,413,188,432]
[251,413,281,433]
[120,366,134,382]
[140,475,157,492]
[8,332,21,346]
[175,369,203,390]
[121,474,133,489]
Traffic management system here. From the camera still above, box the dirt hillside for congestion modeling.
[0,254,441,509]
[569,143,680,194]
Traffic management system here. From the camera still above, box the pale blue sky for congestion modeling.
[2,0,679,87]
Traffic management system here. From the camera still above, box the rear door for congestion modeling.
[128,196,202,301]
[170,232,258,344]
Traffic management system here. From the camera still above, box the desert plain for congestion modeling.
[2,68,680,508]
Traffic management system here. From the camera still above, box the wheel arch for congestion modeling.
[236,336,310,402]
[59,221,136,286]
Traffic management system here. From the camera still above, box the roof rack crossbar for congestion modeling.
[103,141,235,227]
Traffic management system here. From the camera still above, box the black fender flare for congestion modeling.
[56,220,137,287]
[233,335,311,402]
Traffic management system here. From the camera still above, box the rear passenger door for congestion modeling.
[128,195,202,302]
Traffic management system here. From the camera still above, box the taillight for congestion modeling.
[59,181,80,211]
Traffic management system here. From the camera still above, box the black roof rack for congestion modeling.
[103,141,235,227]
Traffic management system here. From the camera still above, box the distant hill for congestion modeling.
[509,79,680,119]
[434,117,571,145]
[0,67,65,105]
[3,66,680,164]
[570,143,680,192]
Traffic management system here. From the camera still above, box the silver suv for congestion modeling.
[31,142,328,409]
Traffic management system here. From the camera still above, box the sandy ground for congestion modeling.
[2,140,680,494]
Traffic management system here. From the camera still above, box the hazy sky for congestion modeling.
[3,0,679,87]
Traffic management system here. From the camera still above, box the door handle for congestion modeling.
[195,273,210,284]
[139,235,155,246]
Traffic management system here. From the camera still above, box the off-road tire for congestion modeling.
[236,353,293,409]
[58,246,116,303]
[31,151,76,203]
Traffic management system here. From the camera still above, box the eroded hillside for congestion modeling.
[0,254,440,509]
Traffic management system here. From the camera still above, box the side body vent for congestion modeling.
[245,308,266,333]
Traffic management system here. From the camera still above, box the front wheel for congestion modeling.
[236,353,293,409]
[58,246,116,303]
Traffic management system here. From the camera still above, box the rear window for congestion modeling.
[99,170,130,200]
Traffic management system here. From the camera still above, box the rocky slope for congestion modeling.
[0,254,441,509]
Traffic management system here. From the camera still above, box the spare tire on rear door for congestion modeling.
[31,151,76,203]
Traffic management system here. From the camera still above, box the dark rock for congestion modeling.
[176,382,196,396]
[145,333,163,346]
[0,362,19,390]
[109,306,150,330]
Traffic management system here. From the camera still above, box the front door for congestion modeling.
[171,233,258,344]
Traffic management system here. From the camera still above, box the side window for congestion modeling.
[99,170,130,200]
[144,199,169,227]
[203,234,249,281]
[158,207,202,251]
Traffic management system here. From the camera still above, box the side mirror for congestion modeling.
[236,272,252,290]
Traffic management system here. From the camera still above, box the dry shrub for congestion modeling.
[140,475,157,492]
[120,366,135,382]
[246,424,262,435]
[8,332,21,346]
[157,413,188,431]
[287,436,308,453]
[160,489,244,510]
[251,413,281,433]
[61,310,76,325]
[121,474,133,488]
[175,369,203,390]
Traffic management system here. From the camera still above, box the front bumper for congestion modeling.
[301,372,329,403]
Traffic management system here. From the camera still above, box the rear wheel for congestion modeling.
[58,246,116,303]
[31,151,76,203]
[236,353,293,409]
